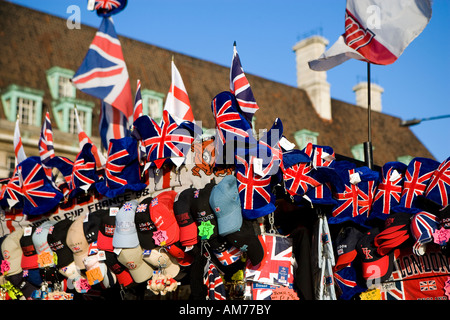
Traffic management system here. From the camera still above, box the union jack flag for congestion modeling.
[136,203,147,213]
[235,155,273,212]
[104,141,129,188]
[133,79,143,123]
[230,43,259,123]
[72,17,133,120]
[122,202,133,211]
[245,234,293,286]
[70,144,99,195]
[204,261,226,300]
[332,170,360,220]
[88,241,98,256]
[411,211,439,255]
[19,157,63,216]
[94,0,127,16]
[0,166,23,209]
[151,198,158,207]
[424,157,450,208]
[211,91,252,155]
[282,162,321,197]
[373,167,404,215]
[380,271,405,300]
[256,119,283,176]
[396,158,439,212]
[38,111,55,166]
[133,111,195,168]
[419,280,437,291]
[213,246,241,266]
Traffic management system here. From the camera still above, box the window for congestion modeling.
[6,156,15,178]
[141,89,165,124]
[351,143,365,162]
[68,107,86,134]
[397,155,413,165]
[46,66,76,99]
[52,100,94,135]
[294,129,319,149]
[1,84,44,126]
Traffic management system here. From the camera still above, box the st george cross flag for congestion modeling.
[38,111,55,166]
[72,16,133,141]
[13,118,26,166]
[230,43,259,123]
[309,0,432,71]
[163,60,195,124]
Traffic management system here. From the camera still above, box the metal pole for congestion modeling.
[364,62,374,169]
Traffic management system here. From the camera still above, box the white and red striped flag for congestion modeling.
[13,118,26,166]
[133,79,143,122]
[75,107,106,169]
[309,0,432,71]
[163,60,195,124]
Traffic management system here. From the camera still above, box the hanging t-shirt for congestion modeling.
[381,244,450,300]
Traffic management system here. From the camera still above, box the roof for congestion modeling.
[0,1,434,166]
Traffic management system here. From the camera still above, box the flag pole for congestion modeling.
[364,61,373,169]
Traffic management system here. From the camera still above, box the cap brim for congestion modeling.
[225,220,264,266]
[217,209,243,237]
[97,231,114,252]
[127,261,154,283]
[334,250,357,271]
[112,232,140,249]
[21,254,38,270]
[361,251,394,283]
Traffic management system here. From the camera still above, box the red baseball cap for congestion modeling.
[173,188,198,247]
[150,191,179,246]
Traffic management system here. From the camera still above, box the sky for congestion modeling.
[6,0,450,163]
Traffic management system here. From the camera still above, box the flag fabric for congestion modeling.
[230,44,259,123]
[163,60,195,124]
[13,118,26,166]
[38,111,55,166]
[423,157,450,208]
[309,0,432,71]
[74,107,106,169]
[393,157,439,214]
[18,156,63,216]
[99,101,130,151]
[204,261,226,300]
[245,234,293,287]
[94,0,127,17]
[133,110,196,169]
[133,79,143,123]
[70,143,99,197]
[72,17,133,120]
[0,166,23,209]
[213,246,241,266]
[235,155,276,220]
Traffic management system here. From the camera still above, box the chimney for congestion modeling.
[352,82,384,112]
[292,35,332,121]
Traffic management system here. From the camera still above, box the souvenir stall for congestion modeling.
[0,0,448,302]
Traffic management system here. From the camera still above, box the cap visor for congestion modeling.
[334,250,357,271]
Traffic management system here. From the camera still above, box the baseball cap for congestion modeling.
[113,200,140,248]
[356,228,395,284]
[191,181,229,250]
[149,191,180,246]
[143,247,180,279]
[173,188,198,247]
[209,175,243,236]
[47,218,75,268]
[117,245,154,283]
[83,210,104,244]
[1,229,24,276]
[225,219,264,266]
[32,220,57,268]
[7,272,38,299]
[334,226,364,272]
[20,226,38,270]
[97,209,116,252]
[134,197,157,250]
[104,250,134,287]
[66,214,90,270]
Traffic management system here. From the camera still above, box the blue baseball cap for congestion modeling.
[209,175,243,236]
[113,200,140,248]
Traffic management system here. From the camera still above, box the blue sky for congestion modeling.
[6,0,450,162]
